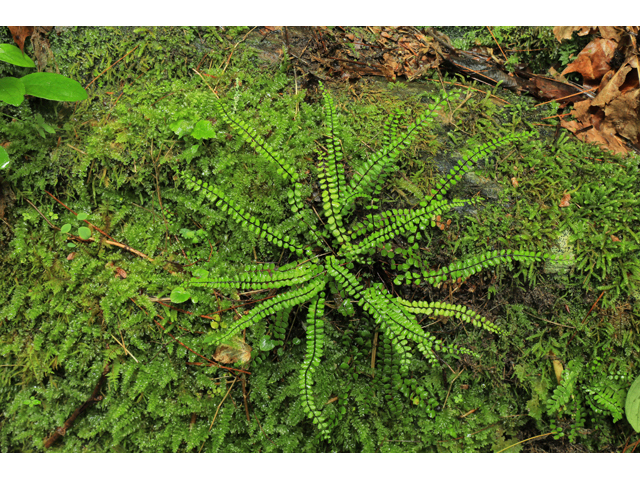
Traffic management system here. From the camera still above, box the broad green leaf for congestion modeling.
[191,119,217,139]
[78,226,91,240]
[626,374,640,432]
[77,212,88,221]
[21,72,88,102]
[170,287,191,304]
[0,76,25,106]
[0,146,9,170]
[61,224,71,233]
[0,43,35,67]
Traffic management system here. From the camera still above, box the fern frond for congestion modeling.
[396,249,549,286]
[429,132,534,201]
[318,152,350,245]
[212,100,299,183]
[190,262,322,290]
[394,298,505,335]
[344,198,472,256]
[181,174,305,255]
[205,278,326,346]
[339,91,457,212]
[319,83,347,201]
[299,292,331,439]
[583,382,625,422]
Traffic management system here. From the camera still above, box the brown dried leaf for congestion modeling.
[559,192,571,208]
[66,252,76,261]
[592,63,632,107]
[611,235,620,242]
[598,26,624,42]
[511,177,519,187]
[115,267,127,279]
[553,26,596,42]
[561,118,629,155]
[213,340,252,364]
[8,26,34,54]
[560,38,617,83]
[603,88,640,144]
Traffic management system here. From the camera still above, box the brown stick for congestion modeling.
[85,45,139,89]
[129,297,250,375]
[241,374,251,423]
[567,291,605,345]
[43,364,110,449]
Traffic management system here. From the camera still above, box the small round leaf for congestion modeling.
[61,223,71,233]
[170,287,191,304]
[78,227,91,240]
[77,212,88,221]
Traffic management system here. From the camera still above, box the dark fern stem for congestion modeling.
[174,82,569,441]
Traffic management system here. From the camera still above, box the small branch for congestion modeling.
[496,432,552,453]
[86,45,139,89]
[44,365,110,449]
[200,375,238,452]
[241,374,251,424]
[107,331,139,363]
[24,198,58,230]
[370,330,379,376]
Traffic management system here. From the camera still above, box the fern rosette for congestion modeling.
[173,81,568,440]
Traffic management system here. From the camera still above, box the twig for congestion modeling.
[44,364,110,449]
[623,436,640,453]
[496,432,552,453]
[130,297,250,375]
[241,374,251,423]
[370,330,379,376]
[65,144,87,155]
[200,375,238,452]
[107,331,139,363]
[45,190,159,263]
[254,413,277,446]
[534,85,598,107]
[486,27,507,62]
[24,198,58,230]
[567,291,605,345]
[86,45,139,89]
[442,368,464,410]
[0,216,13,232]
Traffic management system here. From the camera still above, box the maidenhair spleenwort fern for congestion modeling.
[176,83,567,441]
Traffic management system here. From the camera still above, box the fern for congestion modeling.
[174,82,568,442]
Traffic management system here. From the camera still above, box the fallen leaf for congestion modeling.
[8,26,34,54]
[559,192,571,207]
[597,26,624,42]
[592,63,633,107]
[553,26,596,43]
[213,339,252,364]
[603,88,640,144]
[511,177,519,187]
[66,252,76,261]
[560,118,629,155]
[115,267,127,279]
[611,235,620,242]
[560,38,617,84]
